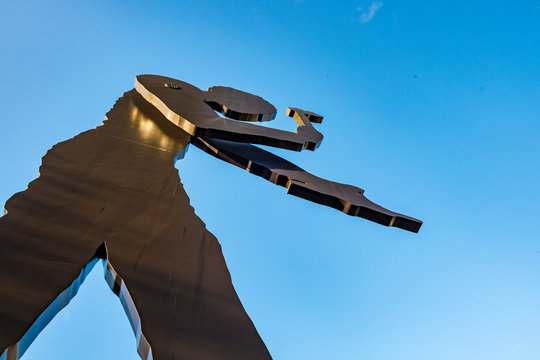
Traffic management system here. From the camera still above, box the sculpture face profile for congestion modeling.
[0,75,421,360]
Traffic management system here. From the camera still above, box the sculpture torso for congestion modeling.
[0,90,271,360]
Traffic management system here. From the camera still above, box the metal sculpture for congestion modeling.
[0,75,421,360]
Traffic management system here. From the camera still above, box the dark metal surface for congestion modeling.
[0,75,421,360]
[136,74,422,232]
[135,75,324,151]
[0,91,270,360]
[205,86,277,122]
[192,137,421,232]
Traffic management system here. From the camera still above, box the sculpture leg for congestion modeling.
[0,216,104,360]
[103,181,272,360]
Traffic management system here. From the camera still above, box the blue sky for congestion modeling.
[1,1,539,359]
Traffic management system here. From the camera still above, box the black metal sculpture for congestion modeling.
[0,75,421,360]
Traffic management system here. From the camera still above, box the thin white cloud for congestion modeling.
[358,1,384,23]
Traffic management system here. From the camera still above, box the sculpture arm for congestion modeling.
[135,75,324,151]
[191,137,422,233]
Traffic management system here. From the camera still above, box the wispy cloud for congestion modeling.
[357,1,384,23]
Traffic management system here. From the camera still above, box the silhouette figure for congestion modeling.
[0,75,421,360]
